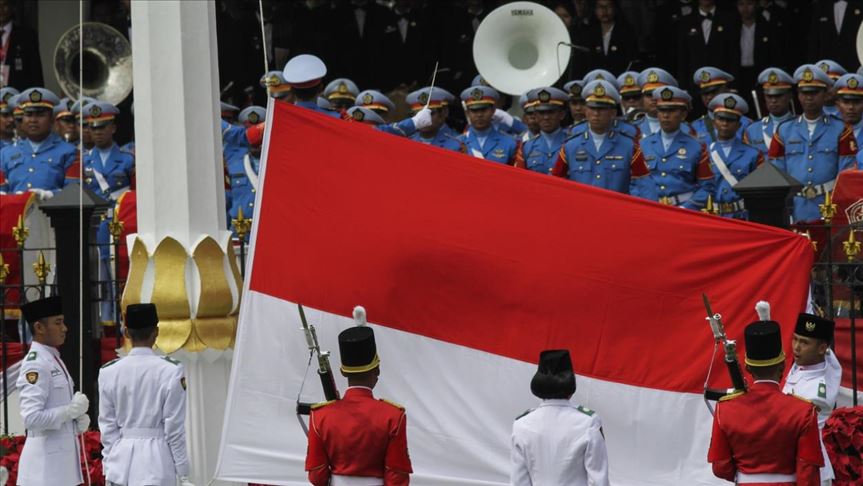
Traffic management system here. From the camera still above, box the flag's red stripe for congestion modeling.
[249,102,813,394]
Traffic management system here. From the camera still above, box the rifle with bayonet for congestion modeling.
[702,294,747,401]
[296,304,340,416]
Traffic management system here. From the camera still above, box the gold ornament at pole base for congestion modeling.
[120,235,243,354]
[11,215,29,248]
[108,218,124,239]
[843,229,861,262]
[231,207,253,242]
[819,190,838,224]
[701,195,720,216]
[31,251,51,285]
[0,253,9,284]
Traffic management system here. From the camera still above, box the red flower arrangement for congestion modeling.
[0,430,105,486]
[824,406,863,485]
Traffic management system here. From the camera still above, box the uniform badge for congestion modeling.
[594,85,606,97]
[850,78,859,89]
[624,75,635,87]
[647,71,659,83]
[362,93,374,105]
[677,147,687,156]
[266,75,280,87]
[768,71,778,84]
[26,351,36,361]
[180,377,187,390]
[338,82,348,94]
[724,97,736,109]
[538,90,551,102]
[802,69,814,82]
[595,73,606,80]
[90,105,102,117]
[492,148,505,158]
[29,90,42,102]
[818,382,827,398]
[570,85,582,97]
[25,371,38,384]
[660,88,673,101]
[471,88,483,101]
[352,109,365,121]
[805,320,816,332]
[700,71,711,83]
[248,112,260,124]
[819,62,830,73]
[418,92,429,105]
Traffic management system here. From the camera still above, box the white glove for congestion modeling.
[492,108,514,128]
[180,477,195,486]
[28,188,54,200]
[411,107,433,131]
[63,392,89,421]
[75,413,90,433]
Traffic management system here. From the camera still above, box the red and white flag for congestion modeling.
[214,103,813,485]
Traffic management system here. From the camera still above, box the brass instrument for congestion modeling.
[53,22,132,105]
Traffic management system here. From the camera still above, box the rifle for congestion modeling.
[296,304,340,416]
[702,294,747,402]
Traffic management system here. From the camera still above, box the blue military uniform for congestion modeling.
[768,65,858,222]
[641,86,715,210]
[706,94,763,218]
[260,70,292,100]
[518,87,568,174]
[283,54,340,118]
[406,87,465,153]
[636,68,679,139]
[356,90,396,118]
[347,106,423,138]
[743,68,795,156]
[817,60,846,119]
[458,86,519,165]
[552,80,656,197]
[835,74,863,169]
[691,67,751,143]
[0,87,19,150]
[0,88,77,196]
[227,150,260,221]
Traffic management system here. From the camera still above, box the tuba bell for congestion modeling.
[472,1,572,96]
[53,22,132,105]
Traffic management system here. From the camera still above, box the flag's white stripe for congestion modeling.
[217,291,728,485]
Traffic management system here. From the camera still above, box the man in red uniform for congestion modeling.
[305,325,412,486]
[708,320,824,485]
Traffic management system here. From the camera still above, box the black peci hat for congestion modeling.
[794,313,835,342]
[530,349,576,399]
[125,303,159,329]
[744,320,786,367]
[338,326,379,374]
[21,296,63,324]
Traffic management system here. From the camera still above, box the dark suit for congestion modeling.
[807,0,863,72]
[3,22,42,90]
[676,9,739,91]
[328,2,397,90]
[735,19,783,97]
[582,19,640,75]
[653,0,697,74]
[378,6,439,91]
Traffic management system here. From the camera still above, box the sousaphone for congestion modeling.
[54,22,132,105]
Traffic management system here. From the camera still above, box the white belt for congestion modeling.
[120,427,164,439]
[798,179,835,200]
[330,475,383,486]
[659,191,694,206]
[737,472,796,483]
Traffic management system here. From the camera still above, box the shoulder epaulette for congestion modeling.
[515,408,534,421]
[25,351,37,361]
[379,398,405,410]
[310,400,336,410]
[718,390,746,402]
[162,356,181,366]
[790,393,812,404]
[576,405,596,416]
[101,358,120,369]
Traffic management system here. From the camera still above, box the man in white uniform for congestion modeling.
[98,303,194,486]
[16,296,90,486]
[511,349,609,486]
[782,313,842,486]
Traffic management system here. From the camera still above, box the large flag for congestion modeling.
[214,103,813,485]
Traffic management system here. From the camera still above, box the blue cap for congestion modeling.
[583,69,618,89]
[238,105,266,125]
[563,80,585,99]
[709,93,749,119]
[70,96,98,115]
[355,90,395,113]
[816,59,847,80]
[282,54,327,87]
[519,92,534,113]
[794,64,833,91]
[857,66,863,77]
[653,86,691,108]
[406,87,448,111]
[260,70,291,98]
[324,78,359,102]
[528,87,568,111]
[220,101,240,115]
[460,85,499,108]
[437,88,456,106]
[317,96,334,110]
[53,97,74,119]
[347,106,385,125]
[638,68,678,93]
[471,74,487,87]
[617,71,641,96]
[0,87,19,114]
[835,73,863,99]
[17,87,60,111]
[583,80,620,107]
[85,100,120,127]
[758,68,794,95]
[693,66,734,93]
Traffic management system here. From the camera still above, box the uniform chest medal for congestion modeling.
[492,148,505,158]
[677,147,687,159]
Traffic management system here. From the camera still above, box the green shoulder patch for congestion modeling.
[310,400,335,410]
[101,358,120,369]
[817,382,827,399]
[576,405,596,416]
[515,408,534,421]
[25,351,37,361]
[162,356,180,366]
[719,391,746,402]
[379,398,405,410]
